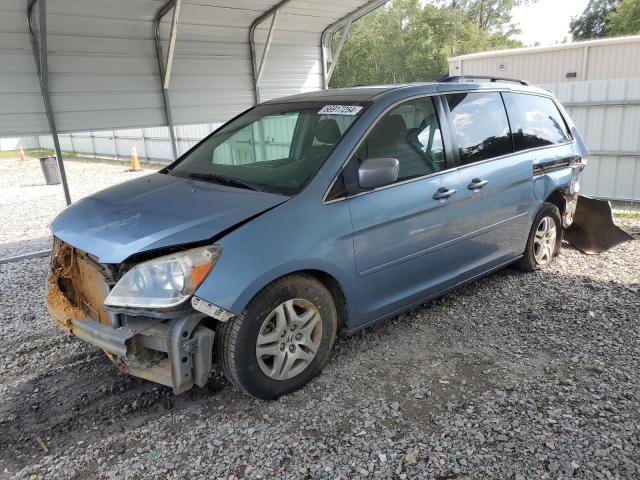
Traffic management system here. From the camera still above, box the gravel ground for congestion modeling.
[1,230,639,479]
[1,154,639,478]
[0,156,157,259]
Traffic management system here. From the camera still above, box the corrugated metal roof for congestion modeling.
[0,0,387,136]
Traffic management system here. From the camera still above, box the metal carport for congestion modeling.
[0,0,386,262]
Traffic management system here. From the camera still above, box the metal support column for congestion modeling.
[323,20,353,88]
[89,131,97,158]
[320,0,388,89]
[141,129,150,161]
[249,0,291,105]
[153,0,182,161]
[27,0,71,205]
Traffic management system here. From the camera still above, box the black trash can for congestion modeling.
[39,156,61,185]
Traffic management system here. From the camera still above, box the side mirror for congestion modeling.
[358,158,399,190]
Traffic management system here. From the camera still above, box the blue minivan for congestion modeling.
[47,78,589,399]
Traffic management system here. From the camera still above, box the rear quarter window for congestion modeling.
[503,93,571,151]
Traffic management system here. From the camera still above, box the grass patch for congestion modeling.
[0,149,76,160]
[616,210,640,221]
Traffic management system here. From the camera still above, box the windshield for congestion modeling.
[168,102,367,195]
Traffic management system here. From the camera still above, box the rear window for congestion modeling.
[445,92,512,165]
[503,93,571,151]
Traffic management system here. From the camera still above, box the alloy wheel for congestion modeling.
[255,299,323,380]
[533,216,557,266]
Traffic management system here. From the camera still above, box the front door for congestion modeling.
[346,96,475,325]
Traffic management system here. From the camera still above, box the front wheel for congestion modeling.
[519,203,562,272]
[215,274,337,400]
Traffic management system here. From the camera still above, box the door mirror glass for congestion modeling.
[358,157,399,189]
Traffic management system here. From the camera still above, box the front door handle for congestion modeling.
[433,187,457,200]
[467,178,489,190]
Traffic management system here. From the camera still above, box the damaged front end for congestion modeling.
[46,239,220,394]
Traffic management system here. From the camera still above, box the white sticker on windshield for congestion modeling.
[318,105,363,116]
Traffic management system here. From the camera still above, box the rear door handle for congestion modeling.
[467,178,489,190]
[433,187,457,200]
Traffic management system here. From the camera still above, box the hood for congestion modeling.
[51,173,288,264]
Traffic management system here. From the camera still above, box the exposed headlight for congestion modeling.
[104,245,221,309]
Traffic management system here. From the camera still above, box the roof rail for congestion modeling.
[437,74,529,86]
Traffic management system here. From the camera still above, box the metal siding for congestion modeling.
[38,135,54,150]
[457,49,584,84]
[587,42,640,80]
[541,79,640,201]
[91,131,119,158]
[3,113,321,168]
[450,36,640,83]
[68,133,94,156]
[13,123,222,161]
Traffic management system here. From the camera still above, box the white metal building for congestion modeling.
[449,36,640,202]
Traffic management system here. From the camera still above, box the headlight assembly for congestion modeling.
[104,245,221,309]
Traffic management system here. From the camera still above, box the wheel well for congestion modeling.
[299,270,349,329]
[545,189,566,216]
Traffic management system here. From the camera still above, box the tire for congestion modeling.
[215,273,338,400]
[518,202,562,272]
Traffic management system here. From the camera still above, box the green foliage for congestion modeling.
[330,0,525,88]
[569,0,621,39]
[570,0,640,39]
[607,0,640,35]
[437,0,534,34]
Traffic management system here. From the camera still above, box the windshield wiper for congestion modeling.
[189,173,264,192]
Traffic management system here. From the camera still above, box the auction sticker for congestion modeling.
[318,105,363,115]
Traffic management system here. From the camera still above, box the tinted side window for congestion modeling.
[355,97,445,182]
[503,93,571,151]
[446,92,512,165]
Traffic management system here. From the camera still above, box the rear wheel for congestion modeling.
[519,203,562,271]
[215,274,337,399]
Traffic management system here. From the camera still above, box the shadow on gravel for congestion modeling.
[0,352,227,471]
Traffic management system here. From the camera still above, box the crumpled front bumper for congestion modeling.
[46,294,215,394]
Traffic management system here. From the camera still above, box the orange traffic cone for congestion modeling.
[19,145,26,161]
[128,144,141,172]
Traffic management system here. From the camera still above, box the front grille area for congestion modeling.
[50,238,113,326]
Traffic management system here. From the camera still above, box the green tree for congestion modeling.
[329,0,524,88]
[570,0,621,39]
[607,0,640,35]
[437,0,534,33]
